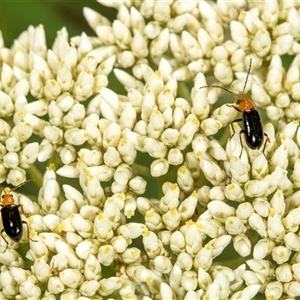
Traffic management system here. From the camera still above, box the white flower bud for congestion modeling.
[3,152,19,169]
[84,254,101,280]
[207,200,235,222]
[276,264,293,283]
[59,268,84,289]
[170,231,186,254]
[103,123,121,148]
[120,247,141,264]
[48,276,65,294]
[150,28,169,59]
[266,105,284,122]
[231,284,260,300]
[57,62,73,92]
[249,213,267,238]
[253,198,270,218]
[32,258,51,282]
[39,179,60,214]
[0,268,17,297]
[284,232,300,252]
[19,281,41,298]
[191,87,210,120]
[80,280,101,297]
[272,245,291,264]
[97,245,115,266]
[71,214,93,238]
[43,125,63,145]
[181,270,198,292]
[57,93,75,112]
[72,240,99,260]
[251,29,271,57]
[129,176,146,194]
[6,168,27,186]
[197,27,216,57]
[44,79,61,100]
[253,238,275,260]
[267,208,285,240]
[201,118,222,136]
[177,165,194,193]
[113,163,131,186]
[111,236,129,253]
[178,191,197,221]
[30,69,44,98]
[117,223,145,239]
[182,31,202,60]
[0,91,14,117]
[194,244,213,270]
[103,146,122,167]
[242,270,265,287]
[19,142,39,168]
[225,183,244,203]
[63,103,85,128]
[199,157,225,185]
[230,21,249,48]
[119,103,136,131]
[229,156,249,183]
[74,69,94,101]
[192,133,208,158]
[225,216,246,235]
[283,281,300,298]
[233,234,251,257]
[5,137,20,153]
[167,148,183,166]
[265,281,283,300]
[114,68,144,91]
[214,62,233,86]
[244,179,269,197]
[0,119,11,142]
[64,128,88,146]
[144,137,167,158]
[271,34,293,55]
[11,122,33,143]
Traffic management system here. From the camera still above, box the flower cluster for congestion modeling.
[0,0,300,299]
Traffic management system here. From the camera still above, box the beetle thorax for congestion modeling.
[1,188,15,206]
[237,98,255,111]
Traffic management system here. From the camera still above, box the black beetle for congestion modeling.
[0,180,34,252]
[200,58,270,160]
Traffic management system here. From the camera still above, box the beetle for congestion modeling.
[0,179,34,252]
[200,59,270,160]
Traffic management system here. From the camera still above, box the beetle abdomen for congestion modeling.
[1,205,23,242]
[243,109,264,149]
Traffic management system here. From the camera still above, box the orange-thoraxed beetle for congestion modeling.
[200,59,270,160]
[0,179,34,252]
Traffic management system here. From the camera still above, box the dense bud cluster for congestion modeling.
[0,1,300,299]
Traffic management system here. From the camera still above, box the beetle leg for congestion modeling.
[18,204,28,216]
[22,220,37,242]
[229,118,243,140]
[262,133,271,162]
[238,130,246,158]
[21,220,33,242]
[18,204,37,243]
[0,229,8,253]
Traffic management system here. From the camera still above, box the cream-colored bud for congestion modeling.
[150,28,169,59]
[253,238,275,260]
[271,34,293,55]
[272,246,291,264]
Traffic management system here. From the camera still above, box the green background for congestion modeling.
[0,1,116,47]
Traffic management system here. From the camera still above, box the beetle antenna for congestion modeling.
[242,58,252,95]
[10,179,34,192]
[199,85,241,99]
[200,58,253,99]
